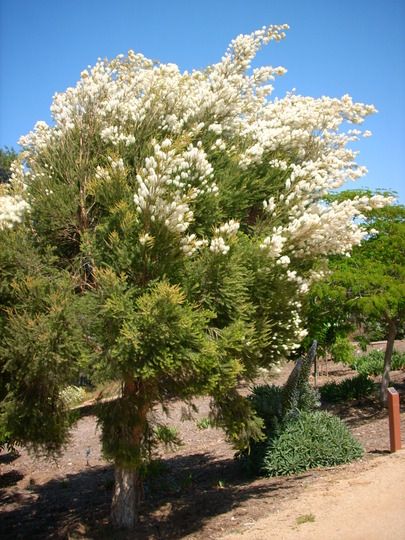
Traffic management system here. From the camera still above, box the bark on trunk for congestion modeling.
[380,319,397,406]
[111,466,142,529]
[110,378,149,529]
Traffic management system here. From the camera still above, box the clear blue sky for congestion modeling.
[1,0,404,200]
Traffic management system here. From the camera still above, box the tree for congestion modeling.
[0,27,390,529]
[306,191,405,404]
[0,147,18,183]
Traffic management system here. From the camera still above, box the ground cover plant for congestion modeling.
[0,25,389,529]
[349,350,405,377]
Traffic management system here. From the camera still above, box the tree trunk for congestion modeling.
[380,319,397,406]
[111,466,143,529]
[110,378,149,529]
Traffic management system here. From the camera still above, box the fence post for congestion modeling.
[387,387,401,453]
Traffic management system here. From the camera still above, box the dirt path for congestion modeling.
[223,450,405,540]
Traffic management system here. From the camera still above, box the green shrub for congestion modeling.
[392,351,405,370]
[320,374,376,403]
[249,383,320,430]
[249,385,283,432]
[330,336,356,364]
[0,418,14,452]
[243,345,363,477]
[243,382,320,475]
[261,410,364,476]
[350,350,405,377]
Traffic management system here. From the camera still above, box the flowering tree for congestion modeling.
[0,26,391,528]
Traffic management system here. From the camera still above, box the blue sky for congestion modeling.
[1,0,404,200]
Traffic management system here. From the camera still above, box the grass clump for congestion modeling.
[296,513,316,525]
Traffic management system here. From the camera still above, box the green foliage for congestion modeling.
[249,384,284,433]
[242,346,320,474]
[306,192,405,335]
[319,375,376,403]
[243,381,320,476]
[196,417,212,430]
[261,411,363,476]
[60,386,87,408]
[97,393,148,468]
[305,193,405,403]
[153,425,183,450]
[281,342,319,418]
[0,233,93,453]
[0,147,17,183]
[349,350,405,377]
[243,344,362,476]
[210,389,265,451]
[330,337,356,364]
[296,514,316,525]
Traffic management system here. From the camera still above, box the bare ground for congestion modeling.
[1,363,405,540]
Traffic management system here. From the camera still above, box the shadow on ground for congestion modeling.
[0,451,310,540]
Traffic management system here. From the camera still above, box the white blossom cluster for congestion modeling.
[260,229,286,257]
[260,193,394,260]
[133,139,216,234]
[214,219,240,237]
[210,236,230,255]
[181,234,208,256]
[0,195,30,229]
[208,219,240,255]
[286,270,310,294]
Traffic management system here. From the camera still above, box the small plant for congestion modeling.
[320,374,376,403]
[296,513,315,525]
[196,417,212,430]
[154,425,183,450]
[60,385,87,408]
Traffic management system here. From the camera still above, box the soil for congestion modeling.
[1,362,405,540]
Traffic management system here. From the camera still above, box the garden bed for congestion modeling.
[1,363,404,539]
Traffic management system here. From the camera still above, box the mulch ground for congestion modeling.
[1,363,404,540]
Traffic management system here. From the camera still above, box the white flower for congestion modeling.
[216,219,240,237]
[210,236,230,255]
[260,233,286,257]
[277,255,290,266]
[0,195,30,229]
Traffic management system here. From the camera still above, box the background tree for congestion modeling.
[0,27,390,529]
[305,191,405,404]
[0,147,17,183]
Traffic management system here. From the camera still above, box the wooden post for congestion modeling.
[387,387,401,453]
